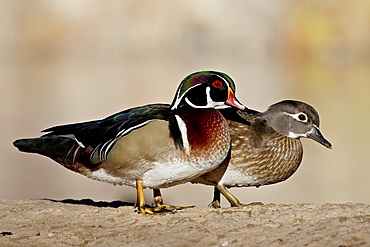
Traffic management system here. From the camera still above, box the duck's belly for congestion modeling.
[141,157,223,188]
[218,169,263,187]
[88,155,227,189]
[217,158,302,188]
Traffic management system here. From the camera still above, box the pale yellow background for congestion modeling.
[1,1,369,207]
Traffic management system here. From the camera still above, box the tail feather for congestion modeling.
[13,136,82,169]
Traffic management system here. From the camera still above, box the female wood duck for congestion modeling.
[191,100,332,208]
[13,71,246,215]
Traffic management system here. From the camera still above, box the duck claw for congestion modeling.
[151,195,194,211]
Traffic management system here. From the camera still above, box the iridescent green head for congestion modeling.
[170,71,245,111]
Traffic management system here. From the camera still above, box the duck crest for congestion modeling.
[177,108,230,158]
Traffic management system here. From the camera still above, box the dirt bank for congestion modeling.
[1,199,369,246]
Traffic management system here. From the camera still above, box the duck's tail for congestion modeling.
[13,136,92,173]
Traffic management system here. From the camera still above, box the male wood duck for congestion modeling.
[13,71,246,215]
[190,100,332,208]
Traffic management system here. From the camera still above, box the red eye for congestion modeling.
[212,80,223,89]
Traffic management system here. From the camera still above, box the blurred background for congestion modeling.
[1,0,369,207]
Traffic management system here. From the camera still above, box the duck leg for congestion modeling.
[212,184,262,208]
[135,180,173,215]
[151,189,194,210]
[208,184,241,208]
[215,184,244,207]
[208,186,222,208]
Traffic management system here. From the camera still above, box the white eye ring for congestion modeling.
[294,112,308,122]
[284,112,308,122]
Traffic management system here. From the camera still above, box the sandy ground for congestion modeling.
[1,199,369,246]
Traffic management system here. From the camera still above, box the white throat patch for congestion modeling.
[287,131,307,139]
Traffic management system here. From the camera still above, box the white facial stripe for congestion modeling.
[186,97,215,108]
[206,86,211,104]
[171,83,202,110]
[184,97,201,108]
[184,86,224,108]
[205,86,214,106]
[175,115,190,155]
